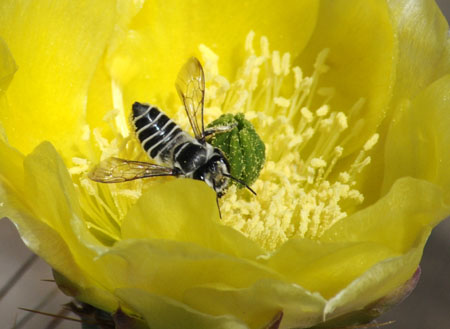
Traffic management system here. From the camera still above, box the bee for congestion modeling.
[89,57,255,217]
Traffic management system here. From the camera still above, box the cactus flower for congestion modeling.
[0,0,449,328]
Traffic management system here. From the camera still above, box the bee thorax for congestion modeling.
[192,148,231,195]
[173,142,207,173]
[91,58,248,220]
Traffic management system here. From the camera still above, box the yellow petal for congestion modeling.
[52,271,118,314]
[96,239,281,301]
[295,0,395,151]
[84,55,115,138]
[0,139,119,311]
[20,143,99,267]
[0,152,87,297]
[10,141,119,310]
[387,0,450,105]
[355,1,449,205]
[383,74,450,202]
[0,128,25,195]
[106,0,319,112]
[85,0,145,133]
[116,288,249,329]
[183,280,326,329]
[266,177,449,299]
[121,179,264,259]
[437,34,450,75]
[323,177,448,253]
[0,37,17,92]
[323,177,448,302]
[0,1,117,155]
[323,233,426,320]
[0,195,85,288]
[266,239,393,299]
[121,180,329,328]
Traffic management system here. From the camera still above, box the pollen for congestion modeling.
[68,31,377,251]
[68,107,148,244]
[190,32,377,251]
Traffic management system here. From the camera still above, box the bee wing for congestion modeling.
[89,157,177,183]
[175,57,205,141]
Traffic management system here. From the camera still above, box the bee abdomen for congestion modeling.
[132,102,161,130]
[132,102,184,161]
[173,142,207,173]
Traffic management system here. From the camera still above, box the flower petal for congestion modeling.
[116,288,249,329]
[0,1,118,155]
[266,239,394,299]
[323,238,425,320]
[322,177,448,311]
[383,74,450,201]
[0,37,17,92]
[295,0,395,150]
[22,142,104,253]
[323,178,448,251]
[0,126,25,194]
[3,140,120,310]
[96,239,282,301]
[183,279,326,329]
[0,193,86,289]
[0,141,88,295]
[106,0,320,111]
[355,1,449,204]
[387,0,450,105]
[85,0,145,133]
[121,179,264,259]
[84,57,115,136]
[266,177,449,300]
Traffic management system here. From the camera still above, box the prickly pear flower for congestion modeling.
[1,0,450,328]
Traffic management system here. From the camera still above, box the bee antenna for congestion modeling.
[212,180,223,219]
[216,194,222,219]
[223,174,257,196]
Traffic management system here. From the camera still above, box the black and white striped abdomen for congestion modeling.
[132,102,191,166]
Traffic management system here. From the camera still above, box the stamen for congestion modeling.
[68,104,147,244]
[67,31,377,251]
[194,33,376,250]
[260,36,270,58]
[364,133,379,151]
[81,125,90,141]
[245,30,255,54]
[111,79,130,137]
[274,97,290,108]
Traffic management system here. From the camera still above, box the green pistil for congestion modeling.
[208,113,265,187]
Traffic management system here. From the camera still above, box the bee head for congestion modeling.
[194,148,231,197]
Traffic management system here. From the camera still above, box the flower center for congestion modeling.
[69,32,377,251]
[192,32,378,251]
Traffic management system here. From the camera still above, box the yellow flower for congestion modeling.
[1,0,449,328]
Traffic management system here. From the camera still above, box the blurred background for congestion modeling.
[1,1,450,328]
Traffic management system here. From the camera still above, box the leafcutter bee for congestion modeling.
[89,57,255,217]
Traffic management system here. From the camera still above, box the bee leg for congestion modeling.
[204,123,237,139]
[215,194,223,219]
[212,181,223,219]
